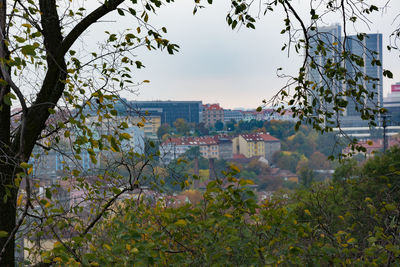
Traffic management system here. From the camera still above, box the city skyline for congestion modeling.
[82,1,400,109]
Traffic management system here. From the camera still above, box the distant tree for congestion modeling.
[174,118,190,135]
[286,131,316,157]
[157,123,171,139]
[275,152,302,173]
[297,165,315,188]
[226,120,236,131]
[316,132,346,157]
[215,120,224,131]
[256,175,282,191]
[195,122,209,136]
[247,158,270,175]
[183,146,200,161]
[332,158,360,183]
[238,120,262,132]
[308,152,331,170]
[263,121,296,139]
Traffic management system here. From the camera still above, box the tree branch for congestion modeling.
[60,0,125,55]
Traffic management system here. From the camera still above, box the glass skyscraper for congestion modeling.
[308,24,383,128]
[308,24,343,125]
[342,33,383,127]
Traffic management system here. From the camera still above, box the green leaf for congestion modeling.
[0,231,8,237]
[20,162,32,169]
[110,137,120,152]
[383,70,393,79]
[117,8,125,16]
[45,188,52,199]
[21,45,36,56]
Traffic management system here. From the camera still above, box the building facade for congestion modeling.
[308,24,383,128]
[233,133,281,159]
[259,133,281,161]
[233,134,265,158]
[384,83,400,125]
[224,109,243,123]
[217,137,233,160]
[342,33,383,127]
[115,100,202,126]
[202,104,224,126]
[308,24,343,125]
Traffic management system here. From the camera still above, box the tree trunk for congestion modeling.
[0,1,125,265]
[0,164,18,266]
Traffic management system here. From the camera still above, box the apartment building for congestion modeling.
[202,104,224,127]
[233,133,281,160]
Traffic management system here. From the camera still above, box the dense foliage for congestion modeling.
[38,148,400,266]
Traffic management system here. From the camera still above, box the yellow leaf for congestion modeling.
[304,209,311,216]
[239,179,254,185]
[338,215,344,220]
[103,244,112,251]
[17,195,23,206]
[20,162,31,169]
[120,133,131,139]
[332,42,338,46]
[347,237,356,244]
[224,213,233,218]
[126,244,131,251]
[175,219,187,227]
[132,247,139,254]
[89,243,97,252]
[21,23,32,28]
[53,257,62,262]
[230,164,240,173]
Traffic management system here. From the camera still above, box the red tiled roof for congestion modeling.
[233,154,246,159]
[241,133,264,141]
[163,136,217,146]
[204,103,223,110]
[259,133,279,142]
[240,133,280,142]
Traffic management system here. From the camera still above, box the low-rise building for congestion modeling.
[233,132,281,159]
[224,109,243,123]
[233,133,265,158]
[197,136,219,159]
[258,133,281,161]
[217,137,233,160]
[159,135,234,164]
[159,137,193,164]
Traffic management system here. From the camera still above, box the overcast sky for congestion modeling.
[87,0,400,109]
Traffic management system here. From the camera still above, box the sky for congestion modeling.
[86,0,400,109]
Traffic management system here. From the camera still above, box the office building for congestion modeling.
[384,82,400,125]
[308,24,383,128]
[308,24,343,124]
[114,100,202,126]
[342,33,383,127]
[224,109,243,123]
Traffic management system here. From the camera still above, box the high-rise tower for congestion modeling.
[308,24,383,128]
[342,33,383,127]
